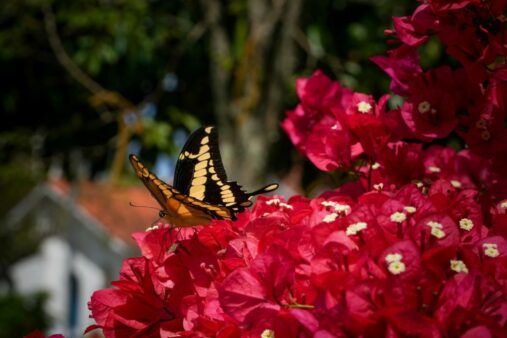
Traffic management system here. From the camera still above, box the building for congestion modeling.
[5,179,156,337]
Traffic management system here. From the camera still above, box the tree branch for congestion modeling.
[42,4,105,95]
[42,4,140,185]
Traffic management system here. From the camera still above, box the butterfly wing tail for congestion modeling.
[246,183,279,198]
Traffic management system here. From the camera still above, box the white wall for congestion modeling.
[12,236,106,337]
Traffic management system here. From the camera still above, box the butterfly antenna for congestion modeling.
[129,201,161,211]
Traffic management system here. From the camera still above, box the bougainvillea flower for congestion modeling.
[371,45,422,96]
[399,67,462,140]
[88,258,183,337]
[86,2,507,337]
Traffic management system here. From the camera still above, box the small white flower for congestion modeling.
[334,203,351,214]
[357,101,373,114]
[371,162,381,170]
[500,200,507,209]
[266,198,292,210]
[373,183,384,191]
[261,329,275,338]
[279,202,293,210]
[388,261,406,275]
[430,227,446,239]
[266,198,281,206]
[346,222,367,236]
[426,221,445,238]
[483,243,500,258]
[385,253,403,263]
[428,166,441,173]
[404,206,417,214]
[390,212,406,223]
[321,201,335,208]
[450,259,469,273]
[321,201,351,215]
[146,225,159,232]
[450,180,462,188]
[459,218,474,231]
[427,221,443,229]
[323,212,338,223]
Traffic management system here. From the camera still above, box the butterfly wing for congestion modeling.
[173,126,279,213]
[129,154,233,226]
[129,154,173,211]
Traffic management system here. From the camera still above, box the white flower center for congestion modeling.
[404,206,417,214]
[450,180,462,188]
[321,201,351,215]
[323,212,338,223]
[279,202,293,210]
[431,227,446,239]
[459,218,474,231]
[390,212,406,223]
[427,221,443,229]
[428,166,441,173]
[388,261,406,275]
[346,221,367,236]
[266,198,281,206]
[357,101,373,114]
[261,329,275,338]
[385,253,402,263]
[483,243,500,258]
[266,198,292,210]
[450,259,469,273]
[427,221,446,239]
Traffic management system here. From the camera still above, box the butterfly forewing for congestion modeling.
[129,155,174,210]
[173,126,278,211]
[129,154,234,227]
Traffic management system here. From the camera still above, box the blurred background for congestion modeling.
[0,0,418,336]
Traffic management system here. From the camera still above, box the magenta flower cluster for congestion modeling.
[83,1,507,337]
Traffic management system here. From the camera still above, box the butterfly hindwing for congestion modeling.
[173,126,279,212]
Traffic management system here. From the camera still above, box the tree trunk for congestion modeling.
[203,0,304,189]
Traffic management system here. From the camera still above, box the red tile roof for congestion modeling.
[48,179,160,246]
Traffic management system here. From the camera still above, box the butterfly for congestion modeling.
[129,126,279,227]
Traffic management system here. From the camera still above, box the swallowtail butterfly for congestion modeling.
[129,126,278,227]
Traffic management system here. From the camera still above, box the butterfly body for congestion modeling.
[130,126,278,227]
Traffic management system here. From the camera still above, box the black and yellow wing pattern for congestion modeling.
[173,126,278,213]
[129,126,278,227]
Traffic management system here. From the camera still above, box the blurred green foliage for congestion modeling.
[0,291,50,337]
[0,0,416,183]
